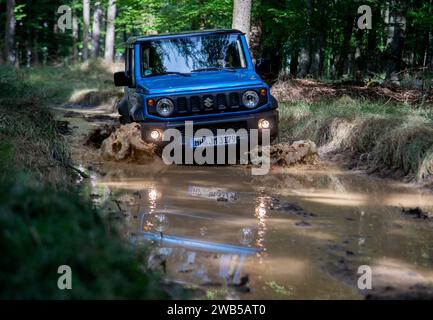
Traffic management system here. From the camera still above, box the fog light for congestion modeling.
[150,130,161,140]
[258,119,270,129]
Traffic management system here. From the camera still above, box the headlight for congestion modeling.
[156,98,174,117]
[258,119,270,129]
[242,90,259,108]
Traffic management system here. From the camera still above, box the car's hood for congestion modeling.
[136,70,264,95]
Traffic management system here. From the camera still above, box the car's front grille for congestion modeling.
[176,121,249,136]
[216,94,227,110]
[190,96,201,112]
[176,97,188,114]
[229,92,240,108]
[147,89,267,118]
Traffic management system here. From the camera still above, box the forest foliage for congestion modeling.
[1,0,432,84]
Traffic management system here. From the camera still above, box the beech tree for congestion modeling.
[104,0,117,62]
[4,0,16,64]
[232,0,252,46]
[82,0,90,61]
[92,1,103,58]
[385,0,408,83]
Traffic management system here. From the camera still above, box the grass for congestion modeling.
[0,61,118,106]
[279,100,433,182]
[0,62,122,187]
[266,281,294,297]
[0,164,167,299]
[0,63,171,299]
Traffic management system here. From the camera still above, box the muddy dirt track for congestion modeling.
[55,103,433,300]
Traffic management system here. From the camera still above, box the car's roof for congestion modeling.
[125,29,244,45]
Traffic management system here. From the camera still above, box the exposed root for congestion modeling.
[101,123,156,162]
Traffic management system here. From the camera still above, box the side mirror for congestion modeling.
[114,71,131,87]
[255,58,272,76]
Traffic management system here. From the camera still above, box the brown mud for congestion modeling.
[54,99,433,300]
[100,123,156,162]
[269,140,318,167]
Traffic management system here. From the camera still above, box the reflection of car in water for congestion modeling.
[126,173,268,287]
[132,230,259,286]
[188,186,237,202]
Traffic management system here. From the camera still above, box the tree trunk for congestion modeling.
[310,49,321,77]
[317,0,327,77]
[426,0,433,70]
[385,0,408,83]
[421,31,429,67]
[249,16,263,63]
[31,26,40,66]
[82,0,90,61]
[354,28,364,79]
[367,10,377,73]
[92,2,103,58]
[4,0,16,64]
[104,0,117,62]
[336,14,355,77]
[232,0,252,46]
[297,47,311,77]
[297,0,314,78]
[72,10,79,63]
[428,28,433,70]
[289,48,299,77]
[25,27,32,68]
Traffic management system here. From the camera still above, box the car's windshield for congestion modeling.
[140,33,247,77]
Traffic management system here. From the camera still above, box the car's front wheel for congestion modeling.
[117,97,131,124]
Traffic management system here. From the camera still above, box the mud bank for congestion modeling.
[279,104,433,187]
[271,79,433,105]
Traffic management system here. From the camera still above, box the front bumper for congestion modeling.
[140,109,279,145]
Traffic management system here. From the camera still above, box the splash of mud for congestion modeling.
[101,123,156,162]
[270,140,318,167]
[86,124,118,148]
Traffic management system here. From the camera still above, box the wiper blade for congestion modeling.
[145,71,191,77]
[191,67,236,73]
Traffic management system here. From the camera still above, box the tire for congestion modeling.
[119,115,131,125]
[270,95,279,144]
[117,97,131,124]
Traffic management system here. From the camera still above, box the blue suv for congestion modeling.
[114,29,278,145]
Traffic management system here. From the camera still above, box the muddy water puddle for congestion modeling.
[83,163,433,299]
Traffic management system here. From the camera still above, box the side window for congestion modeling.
[125,48,131,76]
[140,44,164,76]
[236,39,247,68]
[125,47,135,86]
[130,47,135,85]
[141,46,150,76]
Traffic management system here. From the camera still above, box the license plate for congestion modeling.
[191,134,237,148]
[189,186,237,202]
